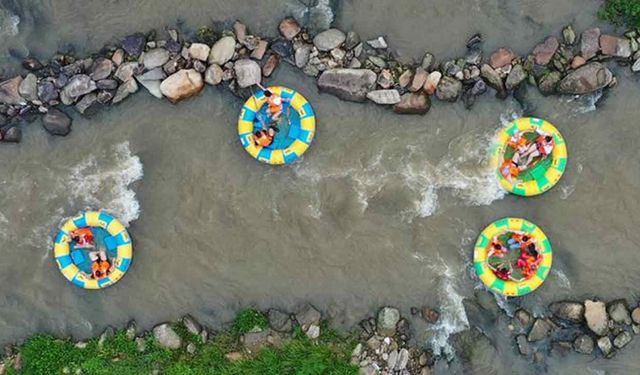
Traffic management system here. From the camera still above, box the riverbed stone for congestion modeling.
[527,319,552,342]
[295,44,312,68]
[204,64,223,85]
[42,108,71,136]
[538,71,561,95]
[208,36,236,65]
[632,58,640,72]
[505,64,526,90]
[422,71,440,95]
[75,92,98,114]
[61,75,97,104]
[233,59,261,87]
[516,335,532,357]
[313,29,346,51]
[271,39,293,58]
[573,334,594,355]
[613,331,632,349]
[279,17,301,40]
[182,315,202,335]
[631,307,640,324]
[97,79,119,90]
[137,67,166,81]
[435,76,462,102]
[317,68,377,102]
[268,309,292,332]
[366,89,401,105]
[141,48,170,69]
[153,323,182,349]
[489,47,515,68]
[188,43,211,61]
[557,62,613,95]
[367,36,388,49]
[0,76,26,105]
[376,69,393,88]
[480,64,506,98]
[1,127,21,143]
[122,33,146,57]
[602,35,632,58]
[581,28,601,60]
[251,40,269,60]
[295,303,321,331]
[549,301,585,324]
[96,90,113,104]
[597,336,614,357]
[22,57,43,71]
[409,67,428,92]
[571,55,587,69]
[532,36,559,65]
[562,25,576,45]
[90,58,113,81]
[393,92,430,114]
[115,62,140,82]
[37,81,58,103]
[584,300,609,336]
[262,55,279,77]
[111,49,125,66]
[160,69,204,103]
[608,300,632,325]
[112,78,138,103]
[377,307,400,337]
[18,73,38,102]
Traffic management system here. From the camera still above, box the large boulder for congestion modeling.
[573,334,594,355]
[557,62,613,95]
[18,73,38,102]
[268,309,292,333]
[607,300,632,325]
[160,69,204,103]
[538,71,562,95]
[393,92,431,114]
[141,48,170,69]
[584,300,609,336]
[599,35,632,58]
[37,81,59,103]
[112,79,138,103]
[549,301,585,324]
[204,64,223,86]
[532,36,559,65]
[377,307,400,337]
[317,69,377,102]
[61,74,97,104]
[527,319,552,342]
[480,64,506,98]
[233,59,261,88]
[505,64,527,90]
[90,58,114,81]
[613,331,632,349]
[0,76,26,105]
[295,303,321,332]
[489,47,516,68]
[409,67,428,92]
[423,71,442,95]
[597,336,614,358]
[122,33,146,57]
[580,28,601,60]
[435,76,462,102]
[152,323,182,349]
[366,89,401,105]
[115,62,140,82]
[42,108,72,136]
[313,29,346,51]
[188,43,211,61]
[208,36,236,65]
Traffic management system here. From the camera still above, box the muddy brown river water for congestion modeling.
[0,0,639,373]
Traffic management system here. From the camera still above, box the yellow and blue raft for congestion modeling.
[53,211,132,290]
[491,117,567,196]
[473,218,552,297]
[237,86,316,165]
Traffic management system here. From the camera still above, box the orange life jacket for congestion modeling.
[256,133,273,147]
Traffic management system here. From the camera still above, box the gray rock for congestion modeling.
[516,335,531,356]
[96,90,113,104]
[527,319,552,342]
[295,303,321,331]
[538,71,562,96]
[608,300,632,325]
[0,76,26,105]
[112,79,138,103]
[111,49,125,66]
[204,64,223,86]
[250,40,269,60]
[208,36,236,65]
[532,36,559,65]
[90,58,113,81]
[366,89,401,105]
[115,62,140,82]
[122,33,146,57]
[549,301,585,324]
[182,315,202,335]
[270,39,293,58]
[584,300,609,336]
[186,343,196,354]
[125,321,137,340]
[562,25,576,45]
[42,108,71,136]
[188,43,211,61]
[152,323,182,349]
[18,73,38,102]
[317,68,377,102]
[597,336,614,357]
[22,57,43,71]
[268,309,292,333]
[279,17,301,40]
[367,36,387,49]
[137,79,162,99]
[233,59,261,88]
[421,52,435,71]
[377,306,400,337]
[242,330,270,353]
[631,307,640,324]
[1,127,21,143]
[37,81,59,103]
[96,79,118,90]
[98,327,114,349]
[295,44,312,68]
[465,48,482,66]
[600,34,632,58]
[345,31,360,50]
[557,62,613,95]
[393,92,431,114]
[61,75,97,104]
[75,93,98,114]
[135,337,146,352]
[581,28,601,60]
[141,48,170,70]
[160,69,204,103]
[409,67,428,92]
[137,67,166,81]
[306,324,320,339]
[194,60,206,74]
[480,64,506,98]
[573,334,594,355]
[313,29,346,51]
[505,64,527,90]
[614,331,632,349]
[376,69,394,89]
[632,58,640,73]
[367,56,386,68]
[435,76,462,102]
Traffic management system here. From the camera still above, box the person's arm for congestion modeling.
[256,82,266,91]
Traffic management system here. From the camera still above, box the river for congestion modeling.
[0,0,639,373]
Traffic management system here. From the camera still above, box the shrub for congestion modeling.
[599,0,640,28]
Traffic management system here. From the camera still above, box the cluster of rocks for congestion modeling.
[511,298,640,362]
[1,18,639,144]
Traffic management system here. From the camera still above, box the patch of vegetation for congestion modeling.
[232,308,270,336]
[3,315,357,375]
[599,0,640,28]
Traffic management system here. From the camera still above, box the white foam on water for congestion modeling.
[0,9,19,37]
[566,90,603,115]
[68,142,143,226]
[552,268,572,290]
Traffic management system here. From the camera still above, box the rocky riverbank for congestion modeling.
[0,16,639,142]
[1,297,639,374]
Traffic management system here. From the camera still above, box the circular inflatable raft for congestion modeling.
[473,218,552,297]
[53,211,132,289]
[491,117,567,196]
[237,86,316,165]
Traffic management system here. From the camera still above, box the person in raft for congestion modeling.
[500,130,554,180]
[256,83,291,125]
[88,250,114,280]
[70,227,95,249]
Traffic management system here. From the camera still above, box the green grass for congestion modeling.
[599,0,640,28]
[232,308,270,336]
[3,317,358,375]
